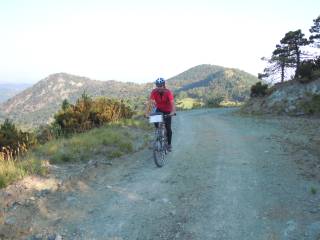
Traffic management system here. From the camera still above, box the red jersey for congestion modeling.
[150,88,174,113]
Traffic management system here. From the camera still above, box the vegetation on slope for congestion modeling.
[172,67,258,109]
[243,15,320,116]
[259,15,320,83]
[0,65,259,126]
[0,95,147,188]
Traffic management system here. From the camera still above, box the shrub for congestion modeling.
[36,123,62,144]
[300,94,320,114]
[54,94,134,134]
[192,102,202,108]
[250,82,269,97]
[0,119,36,160]
[297,57,320,83]
[205,96,224,107]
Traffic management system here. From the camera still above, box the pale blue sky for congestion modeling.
[0,0,319,83]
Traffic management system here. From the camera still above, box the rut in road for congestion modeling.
[2,108,320,240]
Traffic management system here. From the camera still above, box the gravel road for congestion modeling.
[1,108,320,240]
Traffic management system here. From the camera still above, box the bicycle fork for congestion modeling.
[155,125,167,152]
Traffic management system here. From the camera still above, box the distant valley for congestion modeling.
[0,83,32,103]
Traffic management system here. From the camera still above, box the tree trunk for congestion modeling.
[281,63,285,83]
[295,47,300,78]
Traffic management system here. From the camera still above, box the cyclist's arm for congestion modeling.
[168,90,176,115]
[170,100,176,115]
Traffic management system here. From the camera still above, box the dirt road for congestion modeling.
[2,108,320,239]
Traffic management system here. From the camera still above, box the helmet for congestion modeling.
[155,77,165,87]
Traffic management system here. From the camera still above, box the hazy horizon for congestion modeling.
[1,0,319,84]
[0,64,252,85]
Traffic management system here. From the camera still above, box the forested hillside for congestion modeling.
[0,65,259,127]
[169,65,258,102]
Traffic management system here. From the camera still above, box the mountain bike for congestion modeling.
[149,113,175,167]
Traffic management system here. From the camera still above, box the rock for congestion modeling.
[36,189,51,198]
[285,105,297,113]
[66,196,77,202]
[53,218,62,226]
[4,216,16,225]
[27,234,43,240]
[283,220,297,238]
[48,234,62,240]
[169,210,176,216]
[9,201,22,211]
[309,208,319,214]
[87,160,98,167]
[162,198,169,203]
[2,192,12,200]
[66,196,78,206]
[306,221,320,240]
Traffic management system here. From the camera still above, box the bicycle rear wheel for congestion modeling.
[153,139,167,167]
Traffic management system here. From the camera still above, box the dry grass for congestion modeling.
[0,155,46,188]
[34,120,147,163]
[0,119,148,188]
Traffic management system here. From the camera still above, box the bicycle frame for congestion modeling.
[154,122,167,152]
[149,113,175,167]
[150,114,169,167]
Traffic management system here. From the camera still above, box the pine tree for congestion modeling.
[280,30,309,77]
[61,99,71,111]
[259,44,294,83]
[309,15,320,48]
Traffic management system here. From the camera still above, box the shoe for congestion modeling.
[167,144,172,152]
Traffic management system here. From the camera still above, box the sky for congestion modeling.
[0,0,319,84]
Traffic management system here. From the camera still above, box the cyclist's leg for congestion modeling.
[164,115,172,145]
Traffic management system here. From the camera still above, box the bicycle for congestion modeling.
[149,113,175,167]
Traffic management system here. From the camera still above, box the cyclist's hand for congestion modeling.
[144,113,149,118]
[170,112,177,116]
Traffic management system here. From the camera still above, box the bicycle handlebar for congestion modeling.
[164,113,176,117]
[146,113,177,118]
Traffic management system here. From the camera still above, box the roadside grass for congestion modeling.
[0,119,150,188]
[112,118,152,130]
[0,156,47,188]
[34,120,149,163]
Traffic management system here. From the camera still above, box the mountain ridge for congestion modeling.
[0,64,259,126]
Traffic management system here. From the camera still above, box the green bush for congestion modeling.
[36,123,62,144]
[300,94,320,114]
[250,82,269,97]
[54,94,134,134]
[297,57,320,83]
[192,102,202,108]
[205,96,224,107]
[0,119,36,160]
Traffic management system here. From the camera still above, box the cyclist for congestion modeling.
[145,77,176,152]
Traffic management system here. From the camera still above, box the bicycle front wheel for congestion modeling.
[153,139,167,167]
